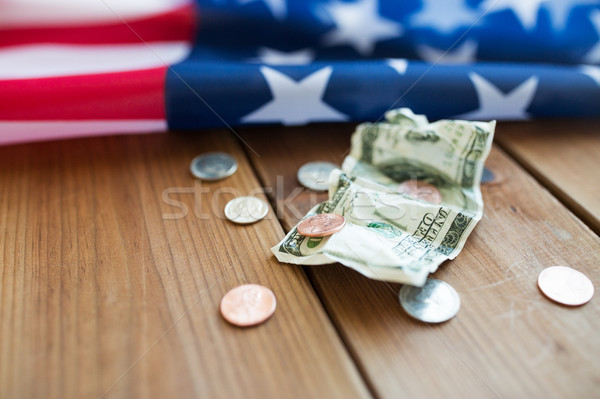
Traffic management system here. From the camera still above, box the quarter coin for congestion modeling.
[190,152,238,181]
[399,279,460,323]
[297,162,338,191]
[297,213,346,237]
[220,284,277,327]
[397,180,442,204]
[225,196,269,224]
[537,266,594,306]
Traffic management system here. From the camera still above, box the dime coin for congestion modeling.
[220,284,277,327]
[224,196,269,224]
[297,162,338,191]
[399,279,460,323]
[397,180,442,204]
[190,152,238,181]
[537,266,594,306]
[297,213,346,237]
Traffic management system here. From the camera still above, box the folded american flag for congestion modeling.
[2,0,600,145]
[0,0,195,145]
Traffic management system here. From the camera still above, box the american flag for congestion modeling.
[0,0,195,145]
[2,0,600,145]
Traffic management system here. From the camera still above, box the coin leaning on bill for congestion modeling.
[297,161,338,191]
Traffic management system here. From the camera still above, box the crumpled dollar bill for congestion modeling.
[272,108,496,286]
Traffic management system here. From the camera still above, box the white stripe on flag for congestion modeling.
[0,42,191,79]
[0,0,191,28]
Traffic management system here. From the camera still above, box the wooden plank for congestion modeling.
[241,123,600,398]
[495,119,600,235]
[0,132,371,399]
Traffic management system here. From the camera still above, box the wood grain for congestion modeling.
[241,123,600,399]
[0,132,370,399]
[496,119,600,234]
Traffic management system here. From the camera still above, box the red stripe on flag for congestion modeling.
[0,4,197,48]
[0,67,168,120]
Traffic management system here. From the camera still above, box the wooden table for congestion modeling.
[1,120,599,398]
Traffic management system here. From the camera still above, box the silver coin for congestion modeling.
[297,162,338,191]
[481,167,495,183]
[224,196,269,224]
[399,279,460,323]
[190,152,238,181]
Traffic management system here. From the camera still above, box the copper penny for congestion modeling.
[220,284,276,327]
[537,266,594,306]
[297,213,346,237]
[397,180,442,204]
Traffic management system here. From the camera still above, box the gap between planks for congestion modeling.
[494,120,600,236]
[495,140,600,237]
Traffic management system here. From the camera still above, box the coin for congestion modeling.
[190,152,238,181]
[297,162,338,191]
[399,279,460,323]
[297,213,346,237]
[397,180,442,204]
[481,167,495,183]
[225,196,269,224]
[220,284,276,327]
[537,266,594,306]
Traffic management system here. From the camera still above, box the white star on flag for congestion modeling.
[241,66,348,125]
[386,58,409,74]
[321,0,402,56]
[480,0,546,30]
[542,0,598,31]
[457,73,539,120]
[411,0,479,33]
[255,47,315,65]
[580,65,600,86]
[416,40,478,64]
[583,10,600,64]
[238,0,286,20]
